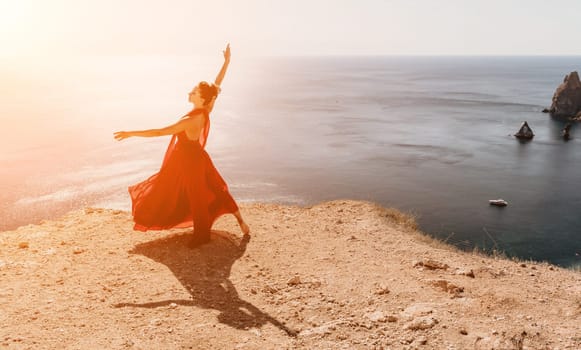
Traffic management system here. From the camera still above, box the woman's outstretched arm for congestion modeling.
[114,116,202,141]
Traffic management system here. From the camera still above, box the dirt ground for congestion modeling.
[1,200,580,349]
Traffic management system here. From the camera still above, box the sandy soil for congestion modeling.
[0,200,580,349]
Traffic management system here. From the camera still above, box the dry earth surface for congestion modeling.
[1,200,580,349]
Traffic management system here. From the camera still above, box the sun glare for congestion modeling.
[0,1,40,56]
[0,1,27,30]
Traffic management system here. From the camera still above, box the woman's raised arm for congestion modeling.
[214,43,231,87]
[206,44,231,113]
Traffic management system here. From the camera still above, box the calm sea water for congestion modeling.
[2,55,580,268]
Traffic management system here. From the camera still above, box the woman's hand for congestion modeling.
[223,43,231,62]
[114,131,132,141]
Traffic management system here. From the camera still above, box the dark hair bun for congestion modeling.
[198,81,219,106]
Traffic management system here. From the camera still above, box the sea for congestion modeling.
[1,55,580,268]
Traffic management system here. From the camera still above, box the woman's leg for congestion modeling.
[188,205,211,248]
[188,171,212,248]
[233,210,250,235]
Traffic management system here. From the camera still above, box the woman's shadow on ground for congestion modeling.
[114,231,296,336]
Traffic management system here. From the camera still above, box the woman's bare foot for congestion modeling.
[239,221,250,236]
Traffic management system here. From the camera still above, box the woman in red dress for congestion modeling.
[114,44,250,247]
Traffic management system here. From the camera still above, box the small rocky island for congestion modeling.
[544,71,581,118]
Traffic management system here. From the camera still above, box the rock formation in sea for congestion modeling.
[562,123,572,140]
[548,71,581,118]
[514,121,534,139]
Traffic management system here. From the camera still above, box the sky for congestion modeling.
[1,0,581,60]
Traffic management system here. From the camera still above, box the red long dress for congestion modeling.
[128,108,238,237]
